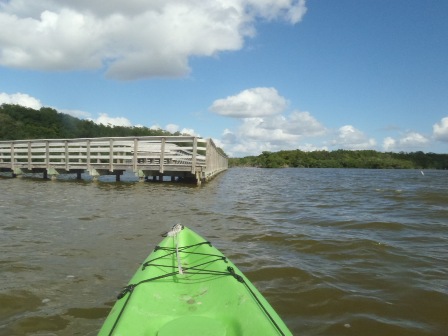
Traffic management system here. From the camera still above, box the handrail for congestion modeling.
[0,136,228,183]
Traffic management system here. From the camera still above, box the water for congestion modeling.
[1,168,447,335]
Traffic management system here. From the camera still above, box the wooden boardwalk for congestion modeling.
[0,136,228,184]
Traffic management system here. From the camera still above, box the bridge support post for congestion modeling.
[113,170,124,182]
[47,167,59,181]
[195,172,202,186]
[88,168,100,182]
[136,170,146,182]
[13,168,25,178]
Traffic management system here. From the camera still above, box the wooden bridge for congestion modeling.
[0,136,228,185]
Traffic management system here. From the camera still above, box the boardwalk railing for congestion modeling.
[0,136,228,184]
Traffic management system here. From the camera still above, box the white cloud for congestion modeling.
[383,136,396,152]
[150,124,162,130]
[221,128,238,144]
[209,87,288,118]
[298,143,328,152]
[153,123,198,135]
[382,132,429,152]
[93,113,132,127]
[211,137,225,150]
[246,0,307,24]
[209,89,326,155]
[0,92,42,109]
[400,132,429,147]
[0,0,307,80]
[165,123,180,133]
[211,87,331,156]
[60,108,92,119]
[329,125,376,150]
[218,119,297,157]
[224,137,278,157]
[180,128,198,136]
[261,111,326,136]
[433,116,448,142]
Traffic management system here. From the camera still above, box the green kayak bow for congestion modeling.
[99,225,292,336]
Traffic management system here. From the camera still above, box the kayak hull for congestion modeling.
[98,226,292,336]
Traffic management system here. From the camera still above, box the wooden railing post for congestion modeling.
[11,142,15,170]
[45,140,50,170]
[87,139,91,169]
[65,140,69,171]
[133,138,138,171]
[109,138,114,172]
[191,137,197,174]
[160,137,166,173]
[27,141,32,170]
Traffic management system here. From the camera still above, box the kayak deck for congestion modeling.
[99,225,292,336]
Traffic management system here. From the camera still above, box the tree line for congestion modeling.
[2,104,446,169]
[0,104,185,140]
[230,149,448,170]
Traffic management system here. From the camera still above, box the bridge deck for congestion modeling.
[0,136,228,184]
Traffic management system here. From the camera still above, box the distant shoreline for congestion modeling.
[229,149,448,169]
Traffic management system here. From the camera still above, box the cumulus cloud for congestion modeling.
[93,113,132,127]
[383,137,396,152]
[433,116,448,142]
[240,117,299,142]
[161,123,198,135]
[209,87,288,118]
[245,0,307,24]
[298,143,328,152]
[211,87,330,156]
[180,128,198,136]
[400,132,429,147]
[0,0,308,80]
[150,124,162,130]
[0,92,42,109]
[261,111,326,136]
[165,123,180,134]
[330,125,376,150]
[218,118,300,156]
[60,108,92,119]
[382,132,429,152]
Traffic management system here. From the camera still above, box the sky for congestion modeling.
[0,0,447,157]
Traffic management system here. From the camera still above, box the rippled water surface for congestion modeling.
[1,168,447,335]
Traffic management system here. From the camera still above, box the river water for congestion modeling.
[0,168,447,336]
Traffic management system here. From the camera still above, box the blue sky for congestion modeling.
[1,0,447,156]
